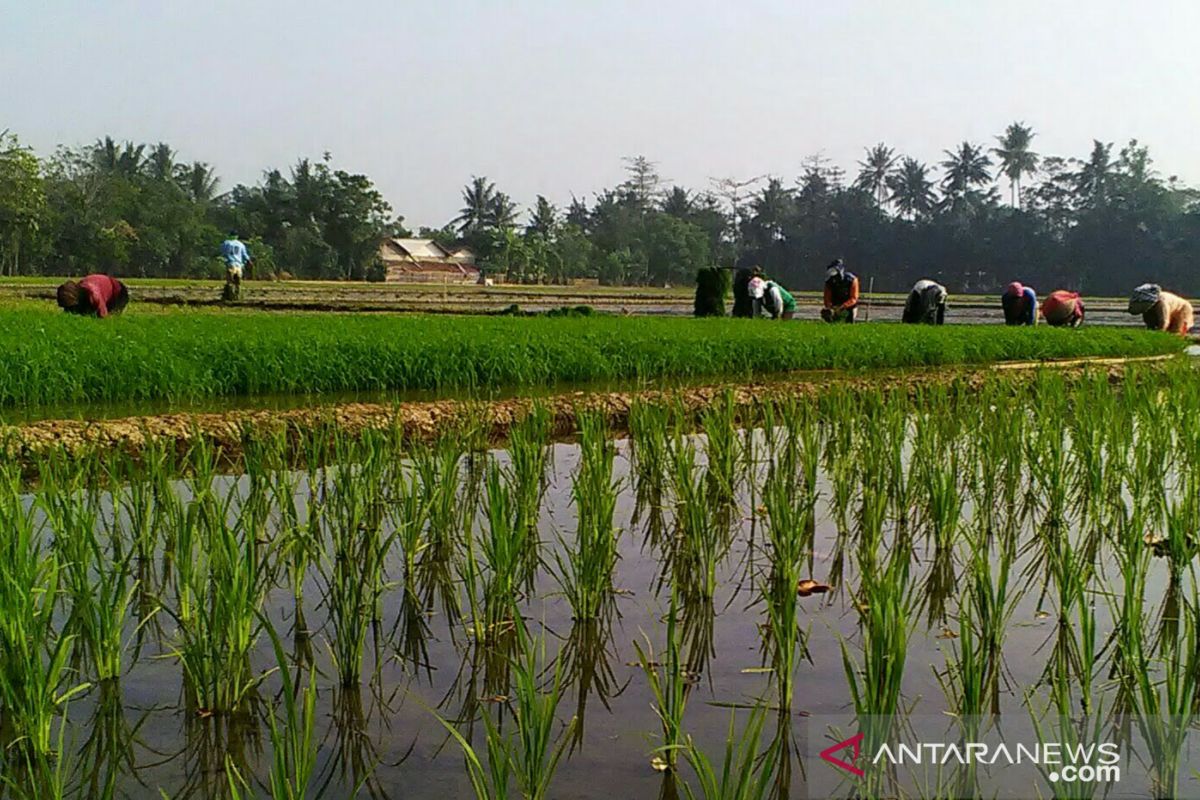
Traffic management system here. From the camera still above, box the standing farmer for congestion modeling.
[220,231,252,301]
[902,279,948,325]
[821,260,860,323]
[56,274,129,318]
[748,276,797,320]
[1040,290,1085,328]
[1128,284,1194,335]
[1001,282,1037,325]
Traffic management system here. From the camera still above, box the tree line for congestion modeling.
[1,124,1197,294]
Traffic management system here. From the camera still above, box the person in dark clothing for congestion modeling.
[821,260,860,323]
[1001,282,1037,325]
[731,267,760,318]
[902,279,947,324]
[56,274,130,318]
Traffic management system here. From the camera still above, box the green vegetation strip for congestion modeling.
[0,309,1184,407]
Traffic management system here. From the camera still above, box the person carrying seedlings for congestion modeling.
[821,259,859,323]
[902,278,948,325]
[220,231,253,301]
[731,266,761,318]
[1001,281,1037,325]
[55,274,129,318]
[1128,283,1194,335]
[748,276,797,320]
[1040,289,1085,327]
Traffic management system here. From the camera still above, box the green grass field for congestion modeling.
[0,305,1183,407]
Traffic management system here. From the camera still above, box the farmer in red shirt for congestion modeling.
[56,274,130,318]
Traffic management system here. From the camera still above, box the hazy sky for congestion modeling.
[4,0,1199,227]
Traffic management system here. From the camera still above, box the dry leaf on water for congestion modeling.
[796,579,833,597]
[650,756,670,772]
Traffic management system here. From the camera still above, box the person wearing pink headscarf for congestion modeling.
[1001,282,1037,326]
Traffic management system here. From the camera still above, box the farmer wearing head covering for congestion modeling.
[220,231,252,301]
[1001,281,1037,326]
[821,259,859,323]
[748,276,797,320]
[1128,283,1194,335]
[1040,290,1085,328]
[56,274,129,318]
[902,279,948,325]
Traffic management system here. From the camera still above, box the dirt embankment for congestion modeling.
[1,356,1167,466]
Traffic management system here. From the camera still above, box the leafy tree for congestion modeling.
[0,133,49,275]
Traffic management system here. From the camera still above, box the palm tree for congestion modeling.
[992,122,1039,208]
[147,143,176,181]
[526,195,558,238]
[178,161,219,203]
[887,158,937,220]
[855,143,898,207]
[455,176,498,235]
[93,136,144,176]
[940,142,993,200]
[487,191,519,231]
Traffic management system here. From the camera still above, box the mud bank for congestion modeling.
[1,354,1174,466]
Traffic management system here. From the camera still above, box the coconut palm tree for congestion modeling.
[455,176,498,235]
[147,143,176,181]
[178,161,219,203]
[940,142,993,200]
[887,158,937,220]
[526,195,558,238]
[855,143,898,207]
[487,191,519,231]
[992,122,1039,208]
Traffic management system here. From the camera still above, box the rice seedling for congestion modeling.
[634,595,690,770]
[433,622,576,800]
[261,618,318,800]
[3,311,1181,408]
[673,704,778,800]
[0,467,90,759]
[414,433,468,621]
[668,436,725,601]
[1110,521,1198,800]
[699,391,741,504]
[506,405,552,584]
[554,412,620,623]
[760,468,815,712]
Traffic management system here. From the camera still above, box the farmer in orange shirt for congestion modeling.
[821,260,860,323]
[56,274,130,318]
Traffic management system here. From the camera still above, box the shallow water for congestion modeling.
[15,406,1196,800]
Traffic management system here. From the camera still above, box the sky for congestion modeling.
[4,0,1200,228]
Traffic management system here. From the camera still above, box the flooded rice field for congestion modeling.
[4,365,1200,799]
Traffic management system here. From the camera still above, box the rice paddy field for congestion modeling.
[5,356,1200,799]
[0,303,1183,408]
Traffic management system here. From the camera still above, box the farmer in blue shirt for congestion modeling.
[220,232,252,301]
[1001,281,1037,325]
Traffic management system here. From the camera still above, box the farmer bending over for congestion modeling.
[1128,283,1194,335]
[1001,282,1037,325]
[220,231,252,301]
[902,279,947,325]
[1040,290,1084,328]
[748,276,797,320]
[56,274,129,318]
[821,260,859,323]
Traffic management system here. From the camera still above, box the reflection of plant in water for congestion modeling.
[555,411,620,623]
[1111,529,1198,800]
[761,468,814,713]
[635,594,690,771]
[434,621,576,800]
[561,614,624,751]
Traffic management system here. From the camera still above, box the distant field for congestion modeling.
[0,306,1181,407]
[0,275,1136,315]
